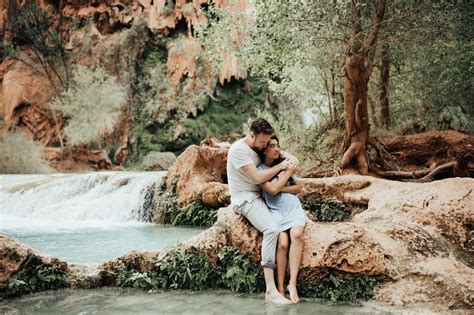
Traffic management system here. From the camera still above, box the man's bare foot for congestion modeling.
[265,289,293,304]
[287,284,300,304]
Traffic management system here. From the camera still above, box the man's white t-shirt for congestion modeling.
[227,138,261,206]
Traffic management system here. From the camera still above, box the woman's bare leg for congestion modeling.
[276,232,289,296]
[288,225,304,303]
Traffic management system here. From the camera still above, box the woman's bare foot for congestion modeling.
[287,284,300,303]
[265,289,293,304]
[278,285,286,297]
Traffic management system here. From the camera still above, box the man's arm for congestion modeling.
[241,163,285,185]
[260,166,298,196]
[280,150,299,165]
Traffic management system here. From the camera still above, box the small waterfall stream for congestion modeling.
[0,172,163,229]
[0,172,203,265]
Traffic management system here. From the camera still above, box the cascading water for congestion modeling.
[0,172,161,229]
[0,172,203,265]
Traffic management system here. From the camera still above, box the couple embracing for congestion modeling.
[226,118,307,304]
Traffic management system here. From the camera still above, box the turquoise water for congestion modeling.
[1,225,204,266]
[0,288,408,315]
[1,172,203,266]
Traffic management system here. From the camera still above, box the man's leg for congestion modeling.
[240,198,292,304]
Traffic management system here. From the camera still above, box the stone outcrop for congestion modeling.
[43,147,112,172]
[1,0,252,171]
[186,175,474,309]
[2,61,60,146]
[0,235,67,290]
[98,250,162,286]
[165,140,230,207]
[1,175,472,310]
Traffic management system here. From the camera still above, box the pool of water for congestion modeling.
[1,225,204,266]
[0,288,410,315]
[0,172,203,266]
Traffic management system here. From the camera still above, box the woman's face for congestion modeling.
[264,139,280,159]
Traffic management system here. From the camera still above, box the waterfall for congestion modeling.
[0,172,165,231]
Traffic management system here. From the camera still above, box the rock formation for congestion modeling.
[0,235,67,290]
[0,0,251,171]
[165,139,230,207]
[2,175,473,310]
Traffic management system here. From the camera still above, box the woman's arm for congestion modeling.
[281,182,301,195]
[280,150,299,166]
[260,165,297,196]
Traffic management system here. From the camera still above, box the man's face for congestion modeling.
[250,132,272,151]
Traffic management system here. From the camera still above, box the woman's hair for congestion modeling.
[260,135,296,185]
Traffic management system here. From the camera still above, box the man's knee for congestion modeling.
[265,225,279,239]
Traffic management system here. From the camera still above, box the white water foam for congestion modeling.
[0,172,166,231]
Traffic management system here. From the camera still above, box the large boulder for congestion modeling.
[186,175,474,309]
[0,235,67,290]
[165,140,230,207]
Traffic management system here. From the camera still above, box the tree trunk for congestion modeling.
[340,0,386,175]
[330,60,338,122]
[380,42,390,128]
[368,94,378,128]
[341,54,370,174]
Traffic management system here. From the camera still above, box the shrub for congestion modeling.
[0,132,52,174]
[154,245,218,291]
[5,264,68,297]
[116,270,157,290]
[49,65,126,146]
[302,196,349,222]
[217,246,265,294]
[172,200,218,228]
[153,175,180,224]
[299,274,379,303]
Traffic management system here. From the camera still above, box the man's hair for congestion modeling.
[250,118,273,135]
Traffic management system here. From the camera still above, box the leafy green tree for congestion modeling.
[49,66,126,146]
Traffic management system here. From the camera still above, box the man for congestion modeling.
[226,118,298,304]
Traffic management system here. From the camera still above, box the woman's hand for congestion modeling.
[287,163,298,175]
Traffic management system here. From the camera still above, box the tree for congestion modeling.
[339,0,386,174]
[1,2,70,148]
[49,66,126,146]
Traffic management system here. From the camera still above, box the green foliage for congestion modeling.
[302,196,349,222]
[217,246,265,294]
[154,175,218,227]
[155,245,218,291]
[50,65,126,145]
[0,132,52,174]
[114,246,264,294]
[5,264,67,297]
[153,174,180,224]
[1,2,69,88]
[300,274,379,303]
[172,201,218,228]
[116,270,157,290]
[114,246,378,303]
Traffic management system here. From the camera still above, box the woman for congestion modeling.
[257,135,307,303]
